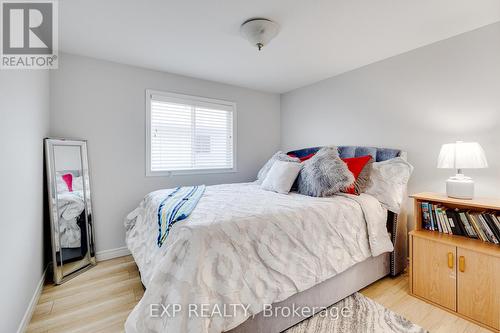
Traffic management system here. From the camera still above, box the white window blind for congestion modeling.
[147,91,235,174]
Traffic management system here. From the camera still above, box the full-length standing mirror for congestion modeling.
[45,138,96,284]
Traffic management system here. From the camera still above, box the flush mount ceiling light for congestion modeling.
[240,18,279,51]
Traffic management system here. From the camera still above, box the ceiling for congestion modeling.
[59,0,500,93]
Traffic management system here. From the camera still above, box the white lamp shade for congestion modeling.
[437,142,488,169]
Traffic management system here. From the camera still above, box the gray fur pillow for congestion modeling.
[257,151,300,184]
[297,146,355,197]
[353,157,373,194]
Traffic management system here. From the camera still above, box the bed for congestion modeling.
[124,146,408,333]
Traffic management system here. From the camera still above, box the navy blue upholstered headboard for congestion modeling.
[287,146,401,162]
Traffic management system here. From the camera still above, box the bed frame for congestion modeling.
[226,146,408,333]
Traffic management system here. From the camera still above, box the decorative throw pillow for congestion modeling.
[61,173,73,192]
[256,151,300,184]
[261,161,303,194]
[72,176,83,192]
[341,155,373,195]
[297,146,355,197]
[365,157,414,213]
[288,151,317,191]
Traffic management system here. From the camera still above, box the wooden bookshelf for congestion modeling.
[412,192,500,216]
[409,192,500,332]
[411,192,500,246]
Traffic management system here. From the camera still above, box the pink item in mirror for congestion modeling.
[62,173,73,192]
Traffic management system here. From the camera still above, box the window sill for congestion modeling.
[146,168,237,177]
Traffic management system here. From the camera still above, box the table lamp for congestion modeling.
[437,141,488,199]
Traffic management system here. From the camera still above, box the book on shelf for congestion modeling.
[421,202,431,230]
[428,203,436,231]
[484,213,500,241]
[446,209,463,236]
[433,205,442,233]
[458,211,477,238]
[491,214,500,237]
[438,207,450,234]
[419,201,500,245]
[456,210,468,235]
[435,205,444,233]
[467,212,488,242]
[476,213,499,244]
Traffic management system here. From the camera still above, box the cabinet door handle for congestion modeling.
[459,256,465,272]
[447,252,454,269]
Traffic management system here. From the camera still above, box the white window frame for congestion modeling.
[146,89,237,176]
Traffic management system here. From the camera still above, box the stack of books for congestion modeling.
[420,202,500,245]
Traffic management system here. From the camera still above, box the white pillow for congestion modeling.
[261,161,302,194]
[365,157,414,213]
[256,151,300,184]
[56,175,69,193]
[72,176,83,192]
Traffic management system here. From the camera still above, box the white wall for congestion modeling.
[281,23,500,227]
[50,53,281,253]
[0,71,50,333]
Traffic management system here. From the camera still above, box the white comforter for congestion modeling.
[58,191,84,220]
[57,191,85,248]
[124,183,393,333]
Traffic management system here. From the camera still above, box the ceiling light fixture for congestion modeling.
[240,18,279,51]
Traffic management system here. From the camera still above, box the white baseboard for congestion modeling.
[17,267,47,333]
[96,246,131,261]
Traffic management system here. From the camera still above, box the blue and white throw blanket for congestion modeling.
[157,185,205,247]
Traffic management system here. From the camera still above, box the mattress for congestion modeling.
[124,182,393,333]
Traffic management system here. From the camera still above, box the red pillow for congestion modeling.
[341,156,373,195]
[62,173,73,192]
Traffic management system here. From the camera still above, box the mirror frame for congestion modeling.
[45,138,96,284]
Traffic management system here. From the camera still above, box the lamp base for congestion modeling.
[446,175,474,200]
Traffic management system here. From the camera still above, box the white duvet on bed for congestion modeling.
[57,191,84,248]
[124,182,393,333]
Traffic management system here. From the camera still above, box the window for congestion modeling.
[146,90,236,175]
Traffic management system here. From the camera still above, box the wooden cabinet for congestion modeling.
[409,193,500,332]
[457,248,500,330]
[412,236,456,311]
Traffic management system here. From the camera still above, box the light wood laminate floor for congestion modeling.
[27,255,491,333]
